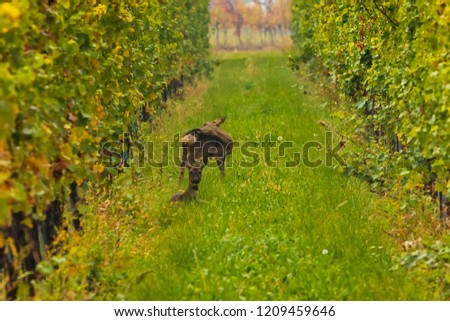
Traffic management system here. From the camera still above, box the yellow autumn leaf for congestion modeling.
[112,45,121,55]
[60,144,73,161]
[0,3,21,34]
[93,163,104,173]
[59,0,71,9]
[93,4,107,16]
[21,217,33,228]
[8,237,18,257]
[41,123,52,135]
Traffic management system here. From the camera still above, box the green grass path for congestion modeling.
[80,52,432,300]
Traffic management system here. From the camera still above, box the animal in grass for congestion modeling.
[170,165,202,203]
[179,116,233,182]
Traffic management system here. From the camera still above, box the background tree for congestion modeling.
[209,0,292,48]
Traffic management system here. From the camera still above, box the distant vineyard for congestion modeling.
[0,0,212,299]
[290,1,450,216]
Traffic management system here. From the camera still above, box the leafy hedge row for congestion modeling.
[290,1,449,210]
[0,0,211,298]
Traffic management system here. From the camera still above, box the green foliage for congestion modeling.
[33,53,437,300]
[0,0,211,298]
[399,239,450,298]
[290,0,450,201]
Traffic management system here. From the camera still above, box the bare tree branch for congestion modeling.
[373,0,399,26]
[359,0,373,17]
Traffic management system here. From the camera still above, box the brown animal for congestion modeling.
[179,116,233,181]
[170,165,202,203]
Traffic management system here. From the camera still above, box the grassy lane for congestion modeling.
[39,52,433,300]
